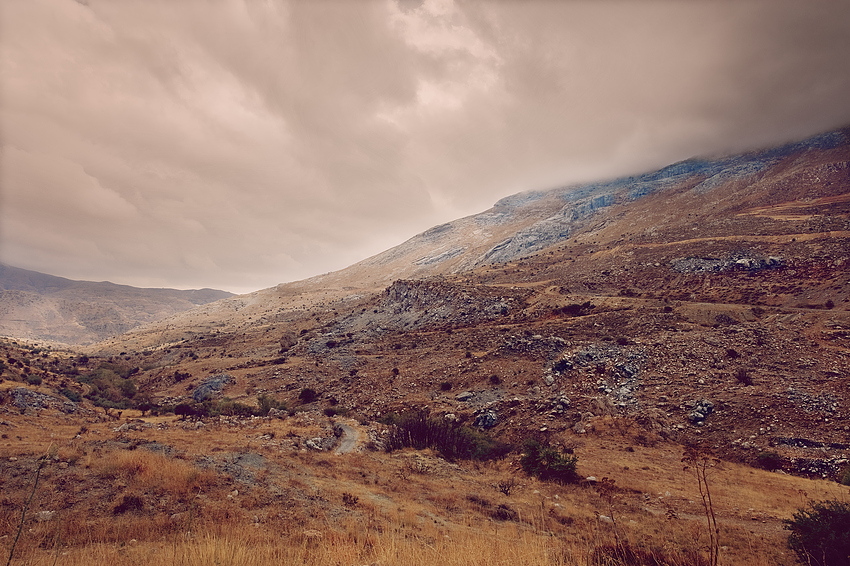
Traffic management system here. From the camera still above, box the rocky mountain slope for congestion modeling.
[97,127,850,352]
[0,264,233,345]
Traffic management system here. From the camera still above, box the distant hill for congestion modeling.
[0,264,233,345]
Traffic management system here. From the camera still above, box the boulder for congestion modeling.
[279,331,298,351]
[192,373,232,402]
[688,399,714,424]
[474,410,498,429]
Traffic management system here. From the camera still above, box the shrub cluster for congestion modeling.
[74,362,139,409]
[173,395,286,419]
[59,388,82,402]
[383,411,511,461]
[784,499,850,566]
[520,438,579,484]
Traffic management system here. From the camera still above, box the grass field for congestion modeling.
[1,410,847,565]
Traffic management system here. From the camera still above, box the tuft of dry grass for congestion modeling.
[95,449,216,498]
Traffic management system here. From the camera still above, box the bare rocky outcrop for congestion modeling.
[2,387,78,415]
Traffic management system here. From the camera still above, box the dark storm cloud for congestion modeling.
[2,0,849,293]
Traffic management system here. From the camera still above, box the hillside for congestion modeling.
[1,127,849,565]
[0,264,233,345]
[95,128,850,352]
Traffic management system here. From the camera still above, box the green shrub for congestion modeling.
[520,438,579,484]
[257,394,286,416]
[26,374,42,386]
[76,365,138,408]
[784,499,850,566]
[60,388,82,403]
[840,466,850,486]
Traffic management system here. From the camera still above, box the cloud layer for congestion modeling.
[3,0,850,293]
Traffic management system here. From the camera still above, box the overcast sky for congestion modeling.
[2,0,850,294]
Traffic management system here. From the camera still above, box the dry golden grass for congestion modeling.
[2,412,848,566]
[94,449,217,498]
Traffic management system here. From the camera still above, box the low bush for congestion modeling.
[384,411,511,461]
[60,388,82,402]
[734,367,753,386]
[559,301,595,317]
[784,499,850,566]
[299,388,319,404]
[257,394,286,416]
[756,450,783,471]
[520,438,579,484]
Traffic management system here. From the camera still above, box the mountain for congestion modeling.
[1,127,849,565]
[99,126,850,352]
[0,264,234,345]
[68,126,849,475]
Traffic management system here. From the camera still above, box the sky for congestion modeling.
[2,1,850,295]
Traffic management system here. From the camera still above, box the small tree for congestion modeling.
[682,444,720,566]
[784,499,850,566]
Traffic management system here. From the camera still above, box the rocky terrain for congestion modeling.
[37,126,842,479]
[0,127,849,564]
[0,264,233,345]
